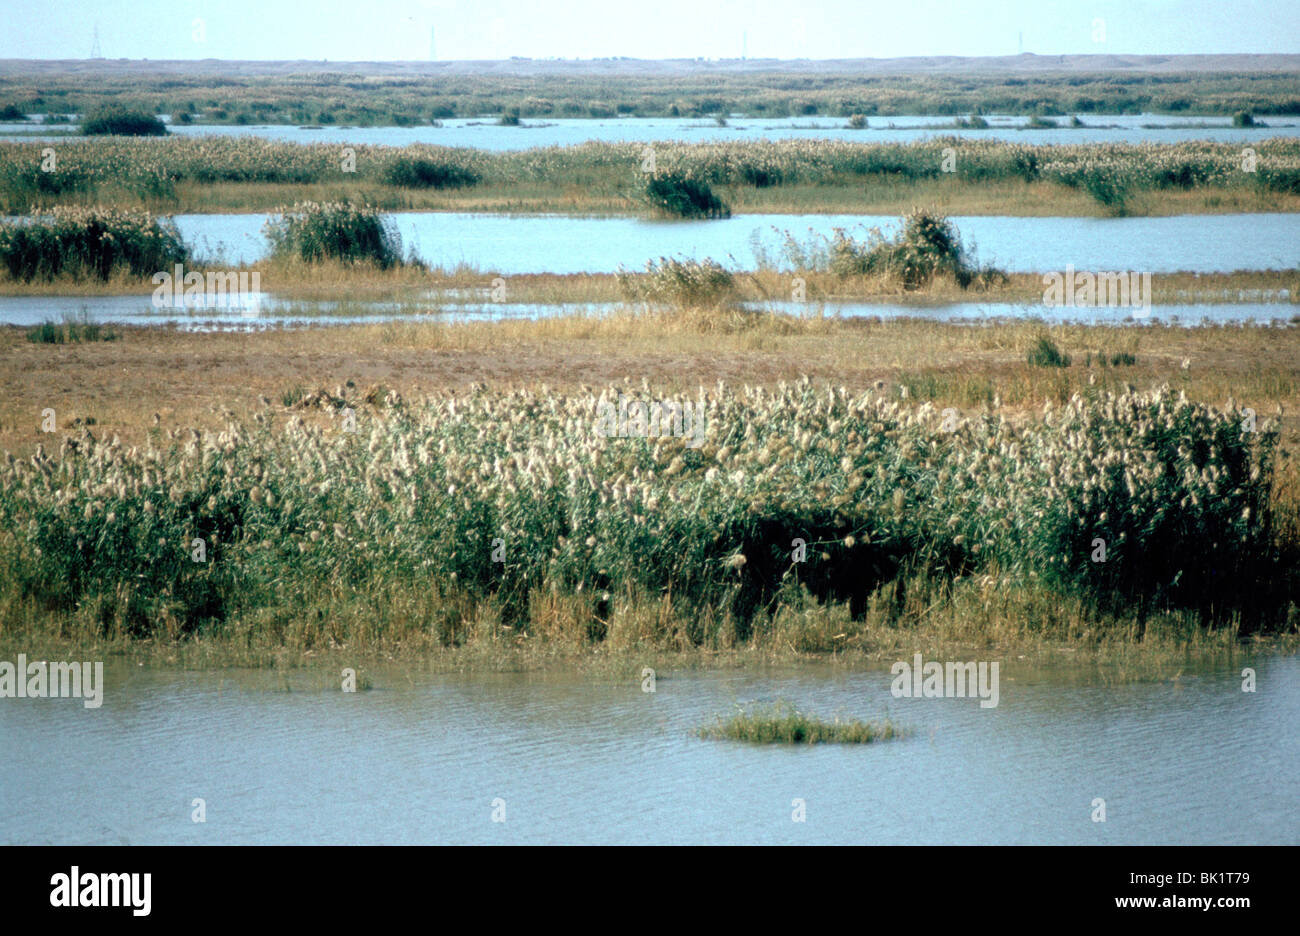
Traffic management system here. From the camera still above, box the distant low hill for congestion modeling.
[2,56,1297,123]
[2,53,1300,77]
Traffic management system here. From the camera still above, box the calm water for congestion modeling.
[1,295,1296,330]
[4,114,1299,148]
[167,212,1300,274]
[1,656,1296,845]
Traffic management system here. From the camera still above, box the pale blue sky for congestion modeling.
[2,0,1297,60]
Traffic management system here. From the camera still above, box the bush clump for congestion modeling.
[700,703,900,744]
[1027,336,1071,367]
[828,208,998,289]
[26,313,118,344]
[382,156,480,190]
[617,255,736,307]
[81,106,168,136]
[264,202,403,268]
[641,169,730,219]
[0,207,188,281]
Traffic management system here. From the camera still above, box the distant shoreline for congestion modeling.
[3,53,1300,75]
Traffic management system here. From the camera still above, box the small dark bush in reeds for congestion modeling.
[1232,111,1256,128]
[1080,167,1132,214]
[497,109,521,126]
[81,105,168,136]
[382,156,480,189]
[263,202,403,268]
[1026,115,1057,128]
[0,103,25,121]
[0,207,188,281]
[641,170,730,219]
[1027,335,1071,368]
[0,164,93,205]
[1256,166,1300,195]
[954,115,989,129]
[700,703,901,744]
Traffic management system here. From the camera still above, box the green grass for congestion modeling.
[1027,335,1072,367]
[699,702,902,744]
[25,312,118,344]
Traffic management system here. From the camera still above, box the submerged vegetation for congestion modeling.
[699,703,901,744]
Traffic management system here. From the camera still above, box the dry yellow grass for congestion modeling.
[31,178,1300,217]
[2,314,1297,457]
[2,262,1297,306]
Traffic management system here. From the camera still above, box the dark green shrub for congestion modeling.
[641,170,729,219]
[264,202,403,268]
[1081,168,1131,214]
[81,105,168,136]
[1027,336,1071,368]
[0,207,188,281]
[383,156,480,189]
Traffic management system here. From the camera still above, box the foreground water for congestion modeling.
[1,295,1296,329]
[1,655,1296,845]
[4,114,1299,148]
[166,212,1300,274]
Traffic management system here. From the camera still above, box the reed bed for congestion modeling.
[0,206,187,281]
[263,201,406,268]
[0,382,1287,648]
[3,138,1298,213]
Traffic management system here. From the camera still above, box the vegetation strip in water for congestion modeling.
[699,702,902,744]
[3,138,1299,216]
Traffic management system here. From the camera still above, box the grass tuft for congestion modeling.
[699,702,901,744]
